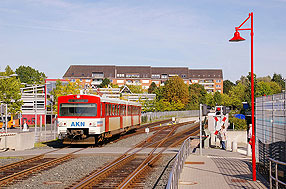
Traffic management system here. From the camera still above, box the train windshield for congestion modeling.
[59,103,97,117]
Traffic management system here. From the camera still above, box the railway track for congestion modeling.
[68,120,197,189]
[110,119,172,144]
[0,147,86,187]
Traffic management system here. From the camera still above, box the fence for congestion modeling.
[166,136,193,189]
[141,110,199,123]
[256,93,286,187]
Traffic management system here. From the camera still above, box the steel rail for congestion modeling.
[0,147,85,186]
[69,121,189,189]
[69,127,173,189]
[0,146,70,172]
[118,123,200,188]
[118,126,177,188]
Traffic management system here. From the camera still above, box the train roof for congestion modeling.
[62,94,141,106]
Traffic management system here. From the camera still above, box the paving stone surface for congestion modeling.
[178,148,268,189]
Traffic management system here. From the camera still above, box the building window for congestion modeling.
[92,72,104,78]
[142,80,149,84]
[70,79,75,82]
[117,80,124,84]
[151,74,160,79]
[216,80,221,83]
[161,74,168,79]
[71,73,74,76]
[85,79,91,82]
[80,79,83,82]
[117,74,125,77]
[126,74,140,78]
[216,85,221,88]
[82,73,84,76]
[153,81,160,84]
[217,89,221,93]
[181,74,187,78]
[192,80,198,83]
[126,80,132,84]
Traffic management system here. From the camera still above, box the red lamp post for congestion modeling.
[229,12,256,181]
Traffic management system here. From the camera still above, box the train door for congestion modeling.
[105,103,109,132]
[120,105,123,129]
[131,106,133,126]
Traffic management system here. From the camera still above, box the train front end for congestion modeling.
[57,95,104,144]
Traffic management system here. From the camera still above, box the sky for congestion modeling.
[0,0,286,82]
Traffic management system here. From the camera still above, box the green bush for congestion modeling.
[229,116,247,130]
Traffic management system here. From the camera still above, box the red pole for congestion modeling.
[250,12,256,181]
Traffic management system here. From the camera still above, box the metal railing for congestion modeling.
[166,136,192,189]
[269,157,286,189]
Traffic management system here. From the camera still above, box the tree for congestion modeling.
[127,85,143,93]
[228,82,247,110]
[99,78,111,88]
[268,81,281,94]
[223,80,235,94]
[15,66,46,84]
[206,93,215,107]
[245,72,258,110]
[187,84,207,109]
[4,65,15,76]
[257,76,271,82]
[272,73,285,90]
[213,91,222,105]
[236,75,248,86]
[50,80,80,113]
[164,76,189,105]
[148,82,157,94]
[0,66,23,115]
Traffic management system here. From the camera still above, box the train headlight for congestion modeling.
[59,121,63,126]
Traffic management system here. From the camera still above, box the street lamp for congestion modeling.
[229,12,256,181]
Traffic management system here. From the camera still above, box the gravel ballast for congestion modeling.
[8,155,118,189]
[0,157,23,166]
[3,120,196,188]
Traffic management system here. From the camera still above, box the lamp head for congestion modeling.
[229,31,245,42]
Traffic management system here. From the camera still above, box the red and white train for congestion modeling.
[57,94,141,144]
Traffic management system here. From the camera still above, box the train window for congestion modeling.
[59,103,97,117]
[105,104,108,116]
[100,103,102,117]
[120,105,123,116]
[115,105,117,116]
[117,105,120,115]
[112,104,115,116]
[109,104,111,116]
[68,99,88,102]
[129,106,132,115]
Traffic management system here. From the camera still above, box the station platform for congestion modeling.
[179,148,269,189]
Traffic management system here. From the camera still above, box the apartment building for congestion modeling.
[63,65,223,93]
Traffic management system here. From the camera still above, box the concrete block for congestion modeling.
[0,132,35,151]
[227,131,247,144]
[226,140,232,151]
[16,132,35,151]
[210,133,216,146]
[247,143,252,156]
[204,136,210,148]
[232,140,237,152]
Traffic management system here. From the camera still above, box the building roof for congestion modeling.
[151,67,189,75]
[188,69,223,79]
[63,65,223,79]
[63,65,116,78]
[116,66,151,78]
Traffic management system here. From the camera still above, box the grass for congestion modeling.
[34,142,47,148]
[0,156,21,159]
